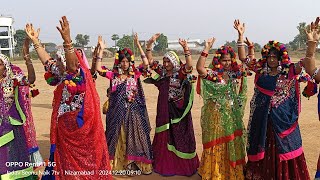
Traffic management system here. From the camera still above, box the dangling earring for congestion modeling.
[128,66,134,75]
[264,63,269,74]
[277,61,282,72]
[118,65,123,75]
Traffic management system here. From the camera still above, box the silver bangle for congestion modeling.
[96,57,102,62]
[237,42,246,46]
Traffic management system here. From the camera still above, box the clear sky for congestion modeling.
[1,0,319,47]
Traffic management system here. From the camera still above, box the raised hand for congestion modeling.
[205,37,216,50]
[305,17,320,42]
[56,16,72,43]
[178,38,188,49]
[98,35,106,51]
[147,33,160,47]
[233,19,245,36]
[134,33,141,47]
[244,37,253,46]
[25,24,40,42]
[310,17,320,30]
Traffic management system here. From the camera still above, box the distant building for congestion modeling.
[167,39,204,51]
[0,16,15,58]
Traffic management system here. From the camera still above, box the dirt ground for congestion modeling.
[16,55,319,179]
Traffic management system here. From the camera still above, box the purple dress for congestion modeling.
[0,61,42,179]
[148,59,199,176]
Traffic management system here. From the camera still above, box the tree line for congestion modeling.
[0,21,314,57]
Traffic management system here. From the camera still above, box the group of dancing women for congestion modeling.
[0,15,320,180]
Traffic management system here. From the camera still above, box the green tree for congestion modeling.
[224,40,237,51]
[14,30,27,55]
[253,43,262,52]
[117,34,134,50]
[296,22,308,49]
[75,34,90,47]
[153,33,168,53]
[43,42,57,53]
[289,22,311,50]
[288,39,299,51]
[111,34,119,47]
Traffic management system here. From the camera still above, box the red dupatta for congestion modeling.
[49,51,111,179]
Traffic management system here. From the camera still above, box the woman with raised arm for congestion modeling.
[76,48,98,81]
[196,34,248,179]
[0,37,42,179]
[235,19,310,179]
[95,34,153,175]
[76,49,93,78]
[25,16,112,180]
[145,34,199,176]
[301,17,320,180]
